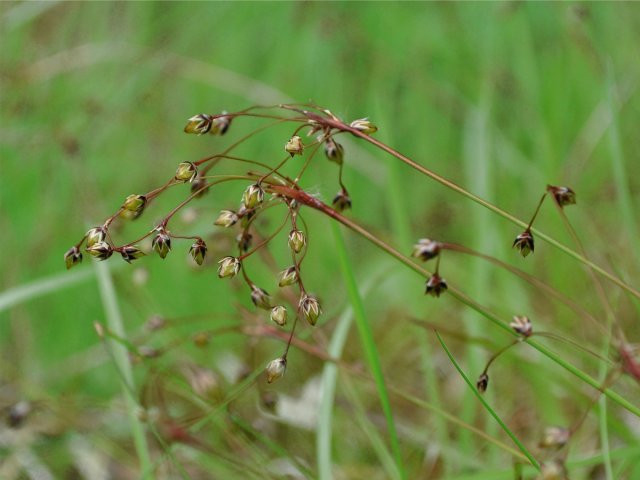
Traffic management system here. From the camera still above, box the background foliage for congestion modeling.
[1,2,639,479]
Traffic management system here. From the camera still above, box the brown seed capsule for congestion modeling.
[332,189,352,212]
[265,357,287,384]
[425,274,448,297]
[412,238,441,262]
[152,230,171,259]
[64,246,83,270]
[476,373,489,393]
[546,185,576,208]
[190,177,209,197]
[324,137,344,165]
[189,239,207,266]
[251,285,272,310]
[86,241,113,261]
[120,245,145,263]
[509,315,532,337]
[184,113,214,135]
[513,230,534,258]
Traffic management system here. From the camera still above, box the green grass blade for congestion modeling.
[95,261,153,477]
[435,331,540,471]
[332,222,406,480]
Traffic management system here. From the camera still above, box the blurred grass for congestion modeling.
[1,1,640,479]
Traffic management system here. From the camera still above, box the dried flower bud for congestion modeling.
[184,113,214,135]
[476,373,489,393]
[425,274,448,297]
[270,305,288,326]
[86,241,113,261]
[120,194,146,219]
[547,185,576,208]
[120,245,145,263]
[242,183,264,209]
[152,230,172,259]
[513,230,534,258]
[324,137,344,164]
[288,229,306,254]
[300,294,322,326]
[214,210,239,228]
[510,315,532,337]
[212,112,232,135]
[278,266,299,287]
[64,246,83,270]
[332,189,352,212]
[189,239,207,266]
[217,256,241,278]
[251,285,272,310]
[538,460,568,480]
[175,161,198,183]
[190,177,209,197]
[265,357,286,384]
[236,232,253,253]
[539,426,570,449]
[85,227,107,247]
[412,238,441,262]
[285,135,304,156]
[349,118,378,134]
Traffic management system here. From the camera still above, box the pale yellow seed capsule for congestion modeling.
[265,357,286,383]
[284,135,304,156]
[270,306,288,326]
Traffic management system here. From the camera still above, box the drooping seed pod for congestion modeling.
[189,239,207,266]
[509,315,533,337]
[251,285,272,310]
[217,256,241,278]
[332,189,352,212]
[349,118,378,134]
[64,246,83,270]
[324,137,344,165]
[120,245,145,263]
[300,294,322,326]
[425,274,448,297]
[265,357,286,384]
[513,230,534,258]
[152,230,172,259]
[190,176,209,197]
[547,185,576,208]
[214,210,239,228]
[236,232,253,253]
[211,112,232,136]
[242,184,264,209]
[476,373,489,394]
[284,135,304,156]
[277,266,299,287]
[412,238,441,262]
[175,162,198,183]
[270,305,288,326]
[288,229,306,254]
[86,241,113,261]
[184,113,214,135]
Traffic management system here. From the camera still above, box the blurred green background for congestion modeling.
[1,2,639,479]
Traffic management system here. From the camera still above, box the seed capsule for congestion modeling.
[539,426,570,449]
[175,162,198,183]
[277,266,299,287]
[349,118,378,134]
[184,113,214,135]
[251,285,272,310]
[288,229,306,254]
[332,189,352,212]
[64,246,83,270]
[425,274,448,297]
[265,357,286,384]
[120,194,146,219]
[217,256,241,278]
[86,241,113,261]
[285,135,304,156]
[513,230,534,258]
[270,305,288,326]
[509,315,532,337]
[476,373,489,393]
[242,184,264,209]
[300,294,322,326]
[152,230,172,259]
[85,227,107,247]
[189,239,207,266]
[412,238,441,262]
[120,245,145,263]
[324,138,344,164]
[547,185,576,208]
[214,210,239,228]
